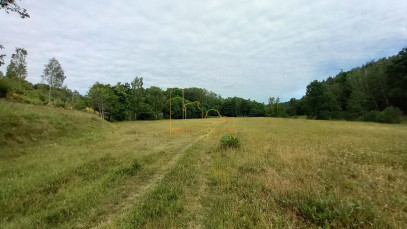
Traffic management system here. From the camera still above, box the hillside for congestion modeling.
[0,99,106,146]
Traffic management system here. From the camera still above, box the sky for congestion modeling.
[1,0,406,103]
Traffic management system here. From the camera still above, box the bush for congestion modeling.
[73,98,87,110]
[5,77,33,94]
[362,110,380,122]
[377,106,402,124]
[220,134,240,148]
[52,98,65,108]
[138,103,156,120]
[0,77,11,98]
[9,93,44,105]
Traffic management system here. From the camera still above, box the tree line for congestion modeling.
[0,48,280,121]
[290,48,407,123]
[1,46,405,123]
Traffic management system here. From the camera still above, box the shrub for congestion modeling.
[9,93,44,105]
[0,77,11,98]
[5,77,34,94]
[377,106,402,124]
[362,110,380,122]
[52,98,65,108]
[220,133,240,148]
[73,98,87,110]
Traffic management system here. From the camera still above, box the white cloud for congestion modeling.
[1,0,406,102]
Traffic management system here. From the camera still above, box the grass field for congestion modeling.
[1,100,407,228]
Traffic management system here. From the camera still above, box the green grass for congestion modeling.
[0,99,105,146]
[1,100,407,228]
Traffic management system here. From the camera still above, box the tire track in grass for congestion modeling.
[184,142,214,229]
[119,129,218,228]
[94,136,204,229]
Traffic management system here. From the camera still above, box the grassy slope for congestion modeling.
[1,100,407,228]
[0,99,105,146]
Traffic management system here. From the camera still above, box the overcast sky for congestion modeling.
[1,0,406,102]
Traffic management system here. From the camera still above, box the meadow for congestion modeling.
[1,100,407,228]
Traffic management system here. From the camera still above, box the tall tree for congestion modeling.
[5,47,27,78]
[305,80,339,119]
[129,76,144,120]
[145,86,166,116]
[163,96,187,119]
[41,58,66,103]
[111,83,130,121]
[267,97,285,117]
[286,98,298,116]
[88,83,117,120]
[387,48,407,112]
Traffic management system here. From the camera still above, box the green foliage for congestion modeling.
[145,86,166,116]
[249,101,266,117]
[361,107,401,123]
[220,98,236,117]
[41,58,66,89]
[111,83,130,121]
[267,97,287,117]
[52,97,65,108]
[73,96,87,110]
[163,96,185,119]
[387,48,407,112]
[304,80,340,120]
[0,77,11,97]
[6,48,27,79]
[362,110,380,122]
[377,106,402,124]
[221,97,255,117]
[299,48,406,123]
[166,87,183,98]
[286,98,297,116]
[220,134,240,148]
[138,103,156,120]
[129,76,144,120]
[87,82,117,120]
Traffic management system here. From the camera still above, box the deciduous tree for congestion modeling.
[129,77,144,120]
[41,58,66,103]
[6,47,27,79]
[145,86,166,116]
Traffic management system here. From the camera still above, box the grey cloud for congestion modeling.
[1,0,406,103]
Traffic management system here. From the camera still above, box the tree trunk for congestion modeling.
[48,85,52,103]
